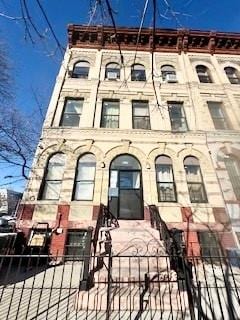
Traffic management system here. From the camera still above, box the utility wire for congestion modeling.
[35,0,65,57]
[104,0,124,66]
[22,0,43,38]
[151,0,164,117]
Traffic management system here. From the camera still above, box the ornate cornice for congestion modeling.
[68,25,240,55]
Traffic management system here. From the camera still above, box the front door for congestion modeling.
[108,155,143,219]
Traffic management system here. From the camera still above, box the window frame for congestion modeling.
[73,154,96,201]
[184,156,208,203]
[224,156,240,200]
[105,62,120,80]
[39,153,66,200]
[207,101,229,130]
[224,67,240,84]
[72,61,90,79]
[168,102,188,132]
[60,98,83,127]
[100,99,120,128]
[155,156,177,202]
[132,100,151,130]
[161,65,177,82]
[196,65,212,83]
[131,64,146,81]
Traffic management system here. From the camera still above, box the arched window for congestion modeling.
[196,65,212,83]
[184,156,207,203]
[105,62,120,80]
[131,64,146,81]
[161,65,177,82]
[224,67,240,84]
[40,153,66,200]
[224,155,240,200]
[73,154,96,200]
[155,155,176,202]
[72,61,90,79]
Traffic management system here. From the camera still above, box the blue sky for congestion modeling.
[0,0,240,191]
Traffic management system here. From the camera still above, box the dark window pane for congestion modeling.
[111,155,140,170]
[198,232,220,259]
[119,189,142,219]
[131,70,146,81]
[72,67,89,79]
[168,104,188,132]
[196,66,212,83]
[65,230,88,259]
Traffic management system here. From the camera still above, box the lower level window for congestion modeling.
[198,231,220,259]
[65,229,89,259]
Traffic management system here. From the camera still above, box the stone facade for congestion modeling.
[18,26,240,256]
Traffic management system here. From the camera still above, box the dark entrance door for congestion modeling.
[108,155,143,219]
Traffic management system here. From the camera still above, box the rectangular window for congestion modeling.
[132,101,150,129]
[198,232,220,260]
[207,102,229,130]
[101,100,119,128]
[156,165,177,202]
[185,165,207,203]
[65,229,91,260]
[168,102,188,132]
[60,98,83,127]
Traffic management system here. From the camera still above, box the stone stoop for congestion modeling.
[108,219,166,256]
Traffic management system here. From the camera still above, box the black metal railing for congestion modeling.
[0,252,239,320]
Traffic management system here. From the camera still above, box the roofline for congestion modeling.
[67,24,240,55]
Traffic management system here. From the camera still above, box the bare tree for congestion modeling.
[0,44,41,182]
[0,106,38,180]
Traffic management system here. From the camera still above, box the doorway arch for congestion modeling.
[108,154,143,219]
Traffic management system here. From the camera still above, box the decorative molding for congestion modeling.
[68,25,240,55]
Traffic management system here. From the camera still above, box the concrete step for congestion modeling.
[99,220,166,256]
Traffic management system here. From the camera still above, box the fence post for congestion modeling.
[106,244,112,320]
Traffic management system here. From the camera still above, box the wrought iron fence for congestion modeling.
[0,252,239,320]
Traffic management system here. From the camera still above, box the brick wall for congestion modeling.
[50,204,70,258]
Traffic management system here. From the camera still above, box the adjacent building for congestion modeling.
[0,188,22,217]
[17,25,240,257]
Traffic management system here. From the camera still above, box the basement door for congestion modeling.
[108,155,143,220]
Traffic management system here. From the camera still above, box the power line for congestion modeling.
[35,0,65,57]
